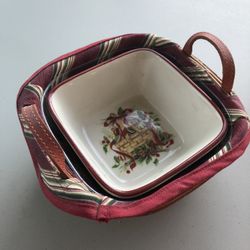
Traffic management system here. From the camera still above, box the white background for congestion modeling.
[0,1,249,249]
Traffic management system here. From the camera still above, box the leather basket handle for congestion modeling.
[22,105,73,178]
[183,32,235,94]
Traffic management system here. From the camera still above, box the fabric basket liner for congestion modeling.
[17,33,250,221]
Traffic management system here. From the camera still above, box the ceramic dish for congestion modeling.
[48,49,227,198]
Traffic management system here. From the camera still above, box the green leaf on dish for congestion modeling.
[153,158,159,165]
[103,145,108,153]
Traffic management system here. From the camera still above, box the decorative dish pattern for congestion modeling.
[102,107,173,173]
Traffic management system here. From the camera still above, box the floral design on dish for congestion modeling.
[102,107,174,173]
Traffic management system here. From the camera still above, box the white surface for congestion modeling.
[50,49,224,195]
[0,0,249,249]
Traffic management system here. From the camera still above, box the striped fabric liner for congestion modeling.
[228,109,250,123]
[98,37,122,63]
[39,156,116,205]
[18,113,34,139]
[189,56,237,96]
[208,142,232,162]
[24,83,44,100]
[144,34,172,48]
[181,66,213,83]
[51,56,75,87]
[101,197,117,206]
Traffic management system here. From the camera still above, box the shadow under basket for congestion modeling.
[17,32,250,221]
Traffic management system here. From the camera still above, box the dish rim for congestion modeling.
[47,48,228,198]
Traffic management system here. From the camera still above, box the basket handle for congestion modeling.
[183,32,235,94]
[22,104,73,178]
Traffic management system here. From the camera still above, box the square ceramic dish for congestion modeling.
[48,49,227,198]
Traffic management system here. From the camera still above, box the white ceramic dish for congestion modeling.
[48,49,227,198]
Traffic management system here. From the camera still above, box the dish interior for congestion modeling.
[49,49,224,194]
